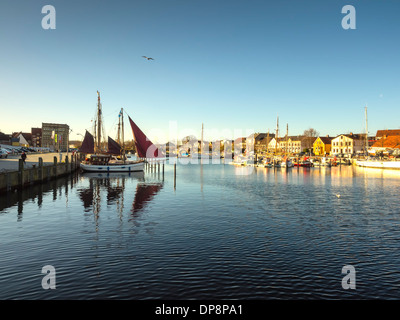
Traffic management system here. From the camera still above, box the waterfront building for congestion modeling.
[330,134,364,155]
[42,123,70,152]
[11,132,32,147]
[31,128,42,147]
[224,139,234,156]
[376,129,400,140]
[313,136,333,156]
[164,141,176,155]
[370,135,400,154]
[280,136,301,154]
[268,136,304,154]
[234,137,246,153]
[246,133,274,154]
[300,135,315,152]
[267,137,279,153]
[0,132,11,145]
[258,133,275,154]
[246,134,256,154]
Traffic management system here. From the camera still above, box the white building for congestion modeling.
[12,132,30,147]
[267,136,304,154]
[330,134,364,155]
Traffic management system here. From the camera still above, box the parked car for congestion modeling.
[1,147,13,154]
[0,149,8,158]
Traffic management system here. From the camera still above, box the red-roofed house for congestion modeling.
[370,135,400,154]
[376,129,400,140]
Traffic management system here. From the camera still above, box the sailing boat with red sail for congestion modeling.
[128,116,158,158]
[79,130,95,154]
[79,91,158,172]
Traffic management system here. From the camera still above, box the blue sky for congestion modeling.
[1,0,399,143]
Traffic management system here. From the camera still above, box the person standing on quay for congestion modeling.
[21,152,27,163]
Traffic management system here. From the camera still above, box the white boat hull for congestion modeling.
[356,160,400,169]
[80,161,145,172]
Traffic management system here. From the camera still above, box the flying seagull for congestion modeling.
[142,56,154,60]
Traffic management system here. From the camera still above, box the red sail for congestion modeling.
[107,136,121,155]
[128,116,159,158]
[79,130,95,154]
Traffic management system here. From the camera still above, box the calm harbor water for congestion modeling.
[1,162,400,300]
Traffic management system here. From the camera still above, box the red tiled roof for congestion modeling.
[372,136,400,149]
[376,129,400,138]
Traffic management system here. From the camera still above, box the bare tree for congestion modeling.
[302,128,319,152]
[303,128,319,138]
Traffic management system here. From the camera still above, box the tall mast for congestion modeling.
[97,91,102,153]
[275,115,279,155]
[365,105,368,153]
[201,123,204,155]
[94,120,97,152]
[121,108,125,162]
[117,112,121,145]
[286,123,289,155]
[121,108,125,147]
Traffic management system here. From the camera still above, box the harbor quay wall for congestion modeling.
[0,155,80,193]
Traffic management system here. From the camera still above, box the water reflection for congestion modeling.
[78,172,163,218]
[2,164,400,299]
[0,172,79,220]
[0,171,164,222]
[78,172,141,214]
[131,183,163,215]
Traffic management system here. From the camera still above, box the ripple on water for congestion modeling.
[1,165,400,299]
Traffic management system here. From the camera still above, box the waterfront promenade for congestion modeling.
[0,152,79,193]
[0,152,69,172]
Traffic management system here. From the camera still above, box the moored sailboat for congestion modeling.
[355,159,400,169]
[79,91,158,172]
[354,106,400,169]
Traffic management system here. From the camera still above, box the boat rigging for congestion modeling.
[79,91,159,172]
